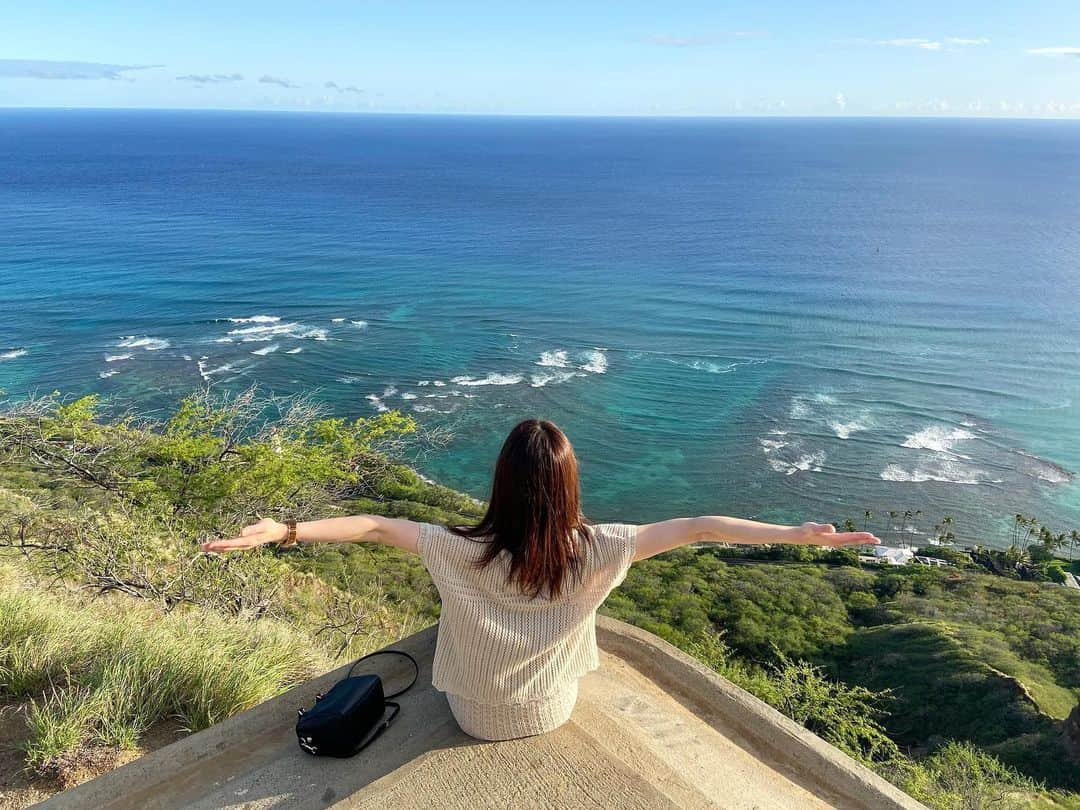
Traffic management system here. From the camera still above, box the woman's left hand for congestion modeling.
[791,521,880,547]
[201,517,287,553]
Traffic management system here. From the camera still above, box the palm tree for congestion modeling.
[864,510,873,531]
[940,516,955,548]
[1011,513,1025,548]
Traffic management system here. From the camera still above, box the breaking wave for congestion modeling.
[829,419,869,440]
[880,460,995,485]
[222,315,280,324]
[768,450,826,476]
[901,425,975,454]
[451,373,524,387]
[225,322,329,342]
[117,336,170,351]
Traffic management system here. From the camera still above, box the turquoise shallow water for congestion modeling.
[2,110,1079,547]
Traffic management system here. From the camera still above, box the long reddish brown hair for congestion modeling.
[451,419,592,599]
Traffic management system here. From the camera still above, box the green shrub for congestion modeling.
[903,741,1041,810]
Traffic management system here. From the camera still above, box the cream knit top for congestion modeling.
[416,521,637,739]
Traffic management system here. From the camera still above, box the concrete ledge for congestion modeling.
[37,617,925,810]
[594,615,922,810]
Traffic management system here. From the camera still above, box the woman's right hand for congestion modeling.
[201,517,288,553]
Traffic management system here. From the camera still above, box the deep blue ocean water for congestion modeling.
[2,109,1079,547]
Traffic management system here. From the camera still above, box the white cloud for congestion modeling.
[177,73,243,85]
[834,92,847,111]
[877,38,939,49]
[325,81,363,94]
[0,59,160,80]
[875,37,988,51]
[258,74,301,89]
[1027,47,1080,57]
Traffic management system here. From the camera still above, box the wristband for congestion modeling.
[281,519,299,548]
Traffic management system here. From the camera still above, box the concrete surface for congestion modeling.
[37,616,925,810]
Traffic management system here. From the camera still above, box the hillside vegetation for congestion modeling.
[1,386,1077,810]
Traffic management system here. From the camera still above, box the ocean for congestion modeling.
[2,109,1079,548]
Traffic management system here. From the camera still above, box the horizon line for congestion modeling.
[3,105,1080,123]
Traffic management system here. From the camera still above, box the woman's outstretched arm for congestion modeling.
[632,516,880,561]
[200,515,421,554]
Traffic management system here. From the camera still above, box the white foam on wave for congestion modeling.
[531,348,607,378]
[901,425,975,454]
[880,460,994,485]
[117,336,170,351]
[350,320,368,329]
[531,370,581,388]
[98,369,119,378]
[224,315,280,324]
[789,392,842,420]
[789,399,811,419]
[412,403,458,414]
[363,385,398,413]
[250,344,279,356]
[331,318,346,323]
[768,450,826,476]
[226,322,329,342]
[401,392,417,400]
[829,419,870,440]
[285,347,303,354]
[580,349,608,374]
[759,438,788,454]
[451,373,523,387]
[1,348,27,360]
[684,359,737,373]
[198,360,236,380]
[537,350,570,368]
[105,353,132,362]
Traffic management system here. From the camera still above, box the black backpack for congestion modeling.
[295,650,419,758]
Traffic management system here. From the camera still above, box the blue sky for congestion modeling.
[2,1,1079,116]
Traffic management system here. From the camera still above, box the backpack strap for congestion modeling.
[346,649,419,699]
